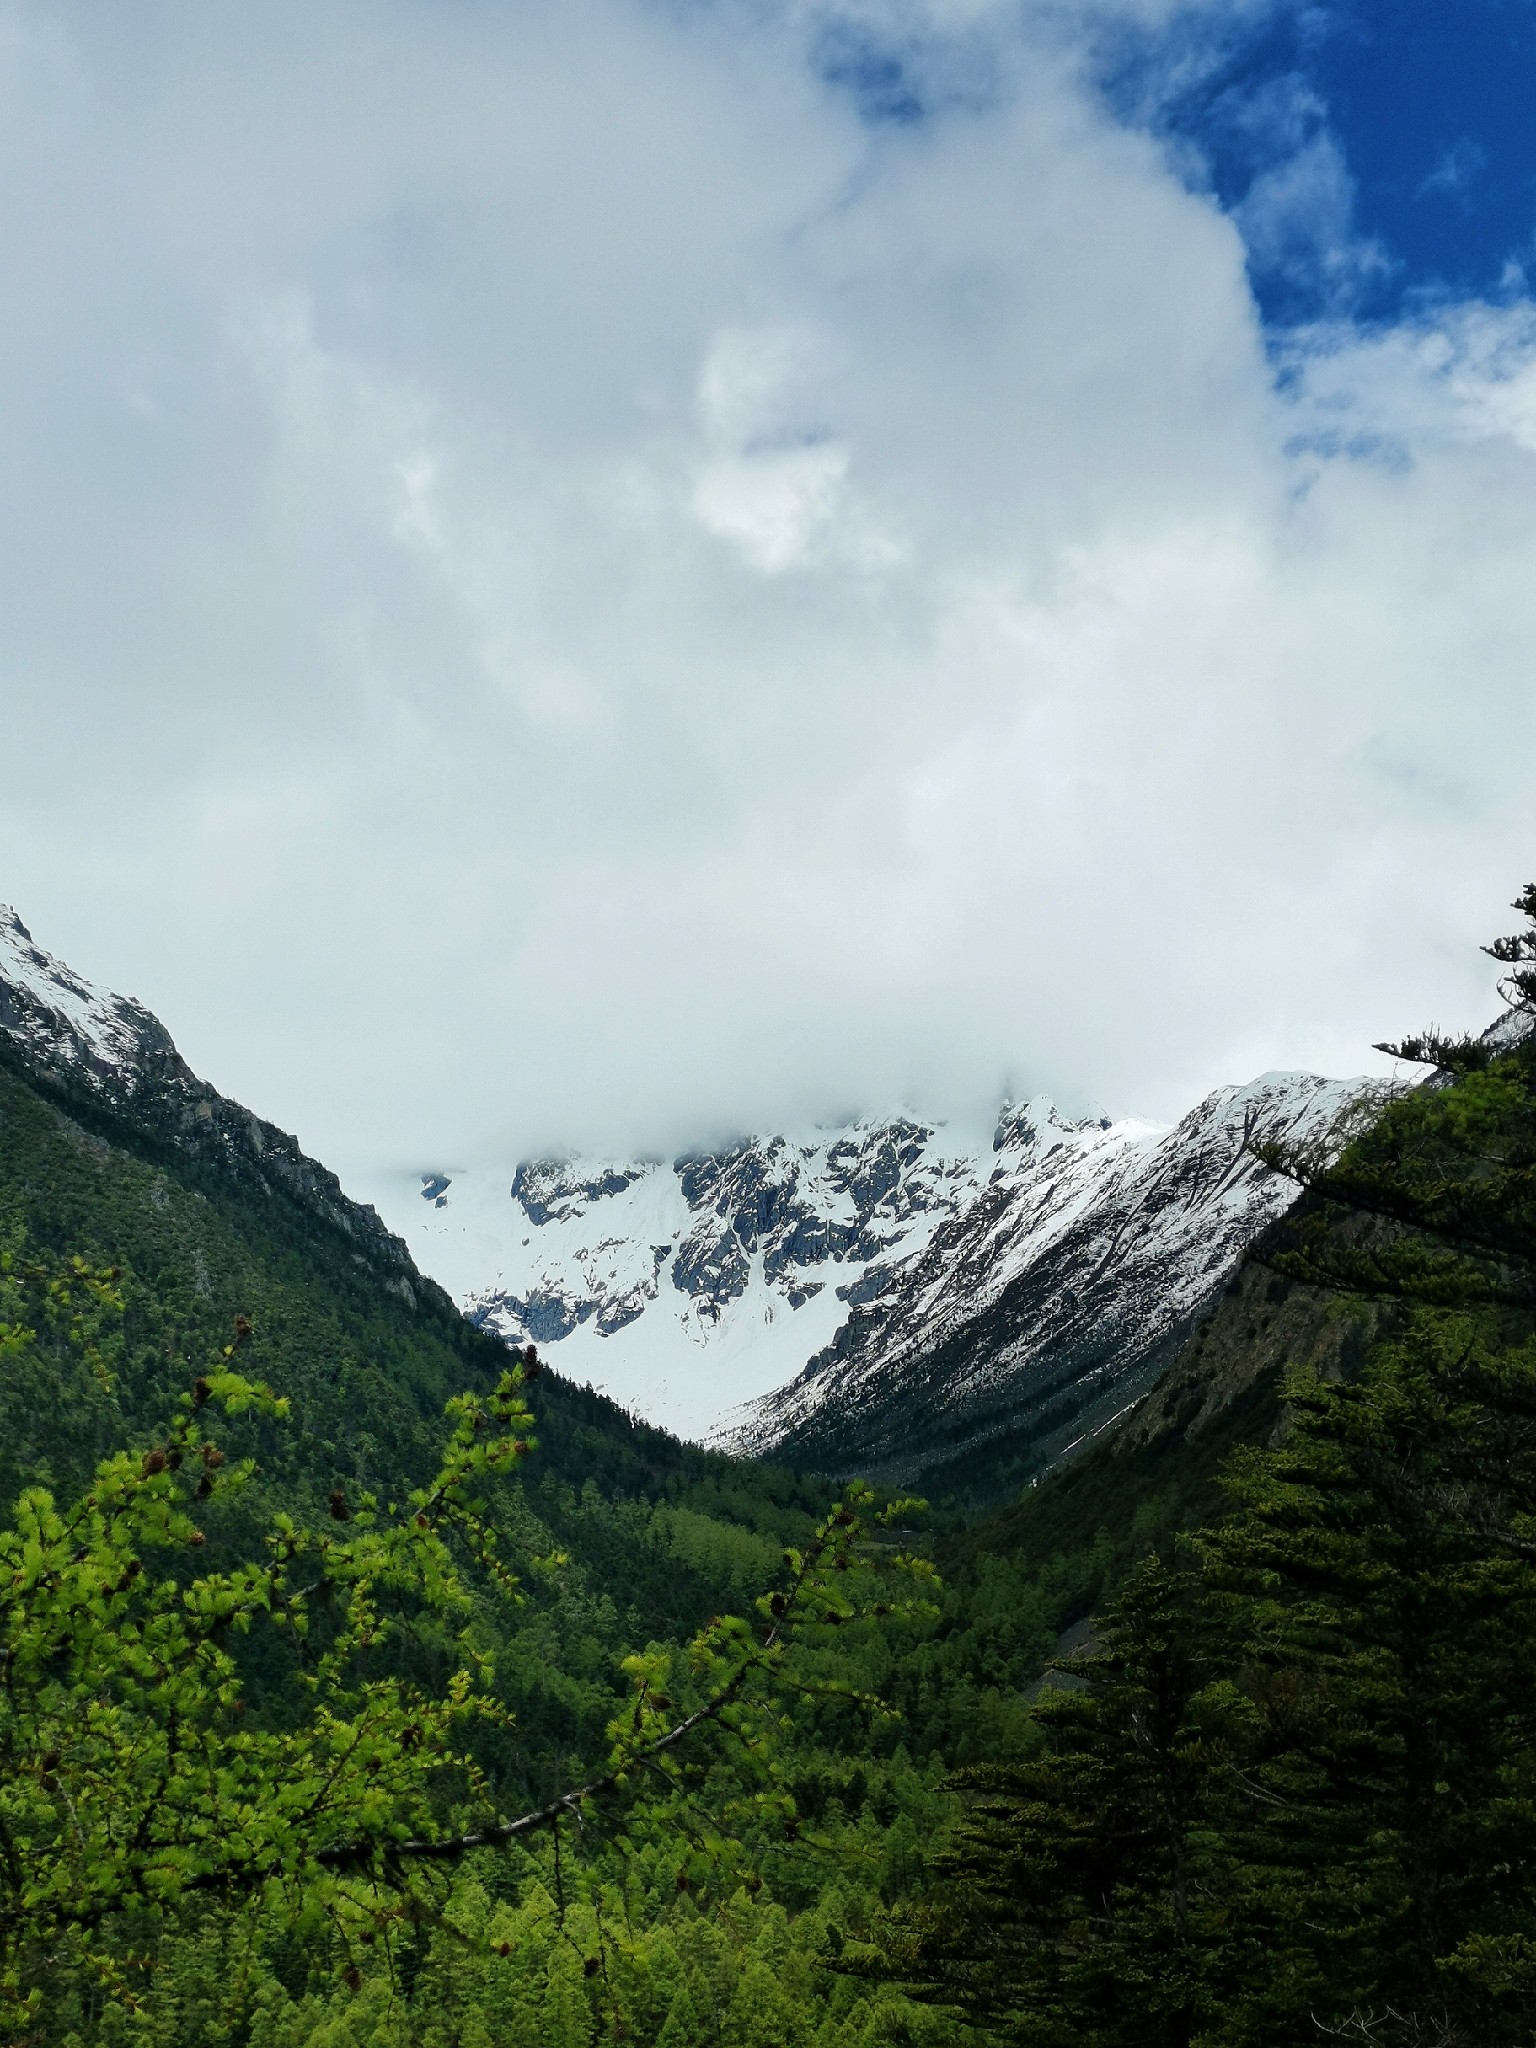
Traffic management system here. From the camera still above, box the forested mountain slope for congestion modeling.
[12,891,1532,2047]
[946,1208,1379,1574]
[0,905,417,1288]
[0,910,832,1678]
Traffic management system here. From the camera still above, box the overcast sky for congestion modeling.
[2,0,1535,1172]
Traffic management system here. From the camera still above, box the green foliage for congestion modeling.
[27,898,1536,2043]
[900,1309,1536,2040]
[896,1556,1246,2045]
[68,1858,968,2048]
[1205,1308,1536,2040]
[0,1017,1202,2043]
[0,1311,534,2026]
[0,1252,949,2038]
[895,925,1536,2045]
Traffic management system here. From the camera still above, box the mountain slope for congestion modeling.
[730,1071,1373,1486]
[0,906,743,1523]
[0,906,418,1290]
[366,1076,1372,1476]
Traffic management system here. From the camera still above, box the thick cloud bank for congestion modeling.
[0,0,1532,1170]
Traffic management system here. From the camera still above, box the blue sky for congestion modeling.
[823,1,1536,323]
[1105,0,1536,321]
[1,1,1534,1167]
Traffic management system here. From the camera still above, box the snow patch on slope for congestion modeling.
[0,905,147,1080]
[358,1115,1018,1441]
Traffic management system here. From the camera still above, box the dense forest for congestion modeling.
[3,893,1536,2045]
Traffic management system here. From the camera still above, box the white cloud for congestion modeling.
[0,0,1531,1178]
[691,442,853,573]
[689,323,877,572]
[1235,126,1393,310]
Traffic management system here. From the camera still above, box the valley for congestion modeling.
[4,891,1531,2047]
[3,900,1374,1492]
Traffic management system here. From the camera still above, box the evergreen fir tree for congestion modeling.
[655,1968,711,2048]
[896,1555,1245,2045]
[1208,1311,1536,2042]
[1256,886,1536,1309]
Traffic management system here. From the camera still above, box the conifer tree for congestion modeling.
[1207,1312,1536,2043]
[895,1556,1246,2045]
[1255,885,1536,1308]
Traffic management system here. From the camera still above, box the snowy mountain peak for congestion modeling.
[993,1095,1108,1155]
[360,1114,1017,1438]
[0,905,157,1086]
[0,908,425,1288]
[720,1068,1379,1477]
[363,1069,1379,1470]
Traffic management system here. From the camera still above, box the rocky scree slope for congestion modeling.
[0,907,428,1301]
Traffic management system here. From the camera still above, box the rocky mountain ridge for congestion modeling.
[364,1074,1375,1459]
[0,907,426,1296]
[727,1070,1375,1483]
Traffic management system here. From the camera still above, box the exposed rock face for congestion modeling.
[0,906,424,1290]
[2,904,1385,1474]
[366,1076,1376,1458]
[724,1072,1378,1480]
[667,1121,975,1317]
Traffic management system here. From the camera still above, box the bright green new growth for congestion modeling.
[0,1276,933,2029]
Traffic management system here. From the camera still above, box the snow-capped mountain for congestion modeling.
[357,1118,1005,1442]
[1,903,1380,1478]
[0,906,424,1291]
[725,1071,1375,1480]
[361,1074,1375,1457]
[0,904,161,1091]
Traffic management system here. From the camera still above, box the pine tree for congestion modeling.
[895,1556,1246,2045]
[725,1957,808,2048]
[656,1967,712,2048]
[1204,1310,1536,2041]
[1256,886,1536,1309]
